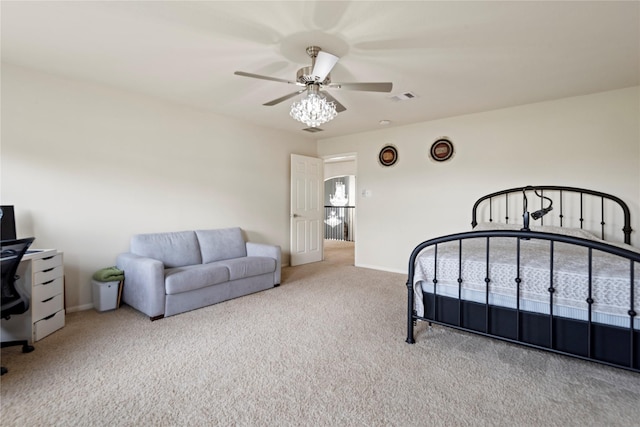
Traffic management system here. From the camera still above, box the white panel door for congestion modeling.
[290,154,323,266]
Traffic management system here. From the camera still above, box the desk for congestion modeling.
[1,249,65,343]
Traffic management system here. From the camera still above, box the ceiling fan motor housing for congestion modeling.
[296,66,331,85]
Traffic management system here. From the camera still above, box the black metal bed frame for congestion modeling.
[471,185,632,244]
[406,185,639,372]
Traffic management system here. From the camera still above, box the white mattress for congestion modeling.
[413,226,640,329]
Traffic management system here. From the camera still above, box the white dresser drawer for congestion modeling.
[33,293,64,321]
[32,254,63,272]
[34,265,63,285]
[34,309,65,341]
[33,277,64,302]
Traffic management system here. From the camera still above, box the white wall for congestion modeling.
[3,63,638,310]
[1,64,315,311]
[318,87,640,273]
[324,159,356,179]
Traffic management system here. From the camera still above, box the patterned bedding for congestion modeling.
[413,225,640,329]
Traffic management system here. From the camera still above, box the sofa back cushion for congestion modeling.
[131,231,202,268]
[196,227,247,263]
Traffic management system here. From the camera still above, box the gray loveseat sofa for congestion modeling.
[116,227,281,320]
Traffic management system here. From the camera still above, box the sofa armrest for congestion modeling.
[246,242,281,285]
[116,252,166,318]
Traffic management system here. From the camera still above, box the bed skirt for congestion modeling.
[422,292,640,369]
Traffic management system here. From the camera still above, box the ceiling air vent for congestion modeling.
[303,127,324,133]
[389,91,418,102]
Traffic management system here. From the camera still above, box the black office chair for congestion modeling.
[1,237,36,375]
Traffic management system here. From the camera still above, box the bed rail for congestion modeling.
[406,229,640,372]
[471,185,633,244]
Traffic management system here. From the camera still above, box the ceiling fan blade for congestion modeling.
[327,82,393,92]
[311,51,339,82]
[322,92,347,113]
[263,89,306,106]
[234,71,301,86]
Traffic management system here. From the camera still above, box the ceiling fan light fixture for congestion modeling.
[311,51,339,82]
[290,92,337,128]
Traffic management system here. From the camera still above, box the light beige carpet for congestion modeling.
[1,240,639,426]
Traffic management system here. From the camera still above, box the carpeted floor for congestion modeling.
[1,240,639,426]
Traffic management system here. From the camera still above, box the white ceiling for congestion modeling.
[2,1,638,140]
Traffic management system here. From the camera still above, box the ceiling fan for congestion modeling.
[234,46,393,116]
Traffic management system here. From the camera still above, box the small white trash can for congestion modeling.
[92,280,120,311]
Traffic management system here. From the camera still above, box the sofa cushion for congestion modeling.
[165,264,229,295]
[131,231,202,268]
[196,228,247,263]
[217,257,276,281]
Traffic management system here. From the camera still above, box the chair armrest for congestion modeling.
[246,242,281,285]
[116,252,166,318]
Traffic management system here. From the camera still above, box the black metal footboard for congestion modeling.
[405,230,640,373]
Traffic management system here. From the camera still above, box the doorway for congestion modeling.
[324,176,355,242]
[323,154,356,264]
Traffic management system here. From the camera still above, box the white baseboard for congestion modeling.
[66,303,93,313]
[354,263,405,275]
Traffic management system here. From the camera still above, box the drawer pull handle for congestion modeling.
[42,280,54,285]
[42,268,54,273]
[42,296,55,303]
[43,312,57,320]
[43,256,55,260]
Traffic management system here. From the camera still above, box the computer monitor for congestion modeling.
[0,206,17,241]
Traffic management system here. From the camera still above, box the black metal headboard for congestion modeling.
[471,185,632,244]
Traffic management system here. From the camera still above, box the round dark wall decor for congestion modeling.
[430,138,454,162]
[378,145,398,167]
